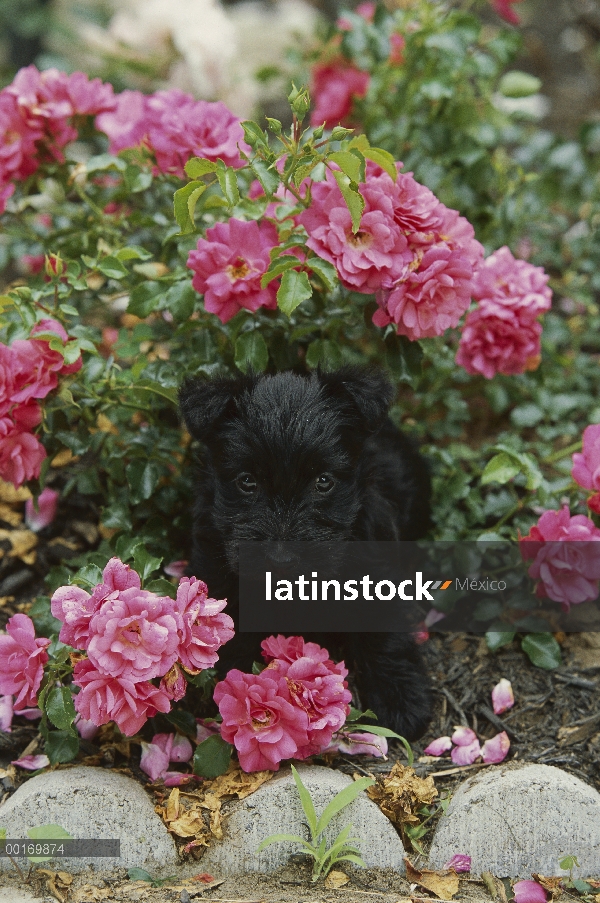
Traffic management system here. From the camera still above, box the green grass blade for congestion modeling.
[315,777,375,836]
[291,765,318,838]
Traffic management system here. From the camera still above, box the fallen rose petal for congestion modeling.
[164,771,194,786]
[140,740,170,781]
[451,726,478,746]
[492,678,514,714]
[0,695,13,732]
[333,731,388,757]
[451,738,481,765]
[170,733,193,763]
[164,559,188,578]
[12,754,49,770]
[481,731,510,764]
[513,879,548,903]
[196,718,220,744]
[424,736,453,756]
[443,854,472,873]
[25,487,59,531]
[17,707,42,720]
[424,608,446,628]
[75,714,99,739]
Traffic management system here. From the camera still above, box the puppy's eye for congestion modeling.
[236,473,257,494]
[315,474,335,494]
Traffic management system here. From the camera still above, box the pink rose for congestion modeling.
[310,62,370,128]
[187,218,279,323]
[299,166,411,294]
[73,659,171,736]
[160,662,187,701]
[0,614,49,711]
[456,298,544,379]
[572,424,600,491]
[284,654,352,756]
[0,417,46,488]
[174,576,234,672]
[87,589,180,681]
[520,506,600,609]
[214,669,309,772]
[261,634,333,668]
[472,247,551,316]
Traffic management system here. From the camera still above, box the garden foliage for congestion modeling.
[1,0,600,766]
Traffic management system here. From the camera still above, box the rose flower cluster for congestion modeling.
[50,558,234,736]
[0,319,81,488]
[214,635,352,772]
[456,246,552,379]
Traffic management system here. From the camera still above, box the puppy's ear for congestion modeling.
[179,375,252,442]
[319,366,394,431]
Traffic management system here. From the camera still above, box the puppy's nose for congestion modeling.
[265,541,297,565]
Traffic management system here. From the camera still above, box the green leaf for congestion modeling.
[184,158,218,179]
[134,380,178,405]
[96,256,128,280]
[216,160,240,207]
[499,71,542,98]
[75,563,104,588]
[45,687,76,731]
[133,545,163,583]
[571,880,592,894]
[26,824,72,862]
[308,256,337,290]
[164,281,196,321]
[290,765,317,838]
[241,120,270,151]
[86,153,126,173]
[250,159,279,195]
[257,833,310,852]
[128,281,163,318]
[126,459,161,502]
[234,331,269,373]
[559,855,579,871]
[192,734,233,778]
[128,868,155,883]
[174,180,205,233]
[332,170,364,233]
[261,255,304,288]
[145,577,177,599]
[485,629,516,652]
[363,146,397,181]
[306,339,343,370]
[277,269,312,316]
[481,452,520,486]
[45,729,79,765]
[165,710,197,736]
[521,633,562,670]
[315,776,375,837]
[328,151,364,184]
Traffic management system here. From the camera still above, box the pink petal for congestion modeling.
[164,771,198,786]
[75,714,99,740]
[151,732,174,758]
[443,854,472,873]
[170,733,193,763]
[140,741,169,780]
[481,731,510,764]
[492,678,514,715]
[334,732,388,757]
[451,726,478,746]
[451,738,481,765]
[164,559,189,578]
[25,487,59,531]
[0,696,13,732]
[196,719,220,744]
[424,736,453,756]
[12,754,49,770]
[513,880,548,903]
[18,707,42,720]
[424,608,446,627]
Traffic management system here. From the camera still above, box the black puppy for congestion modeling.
[179,367,432,740]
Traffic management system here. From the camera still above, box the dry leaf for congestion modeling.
[193,872,215,883]
[0,480,30,503]
[532,874,565,900]
[325,870,350,888]
[166,786,180,821]
[51,448,76,468]
[207,764,273,800]
[37,869,73,903]
[405,859,460,900]
[96,413,119,434]
[0,502,23,526]
[367,763,437,830]
[0,528,37,563]
[72,884,112,902]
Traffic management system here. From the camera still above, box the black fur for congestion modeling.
[179,366,432,740]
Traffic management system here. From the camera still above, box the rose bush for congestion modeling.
[1,0,600,763]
